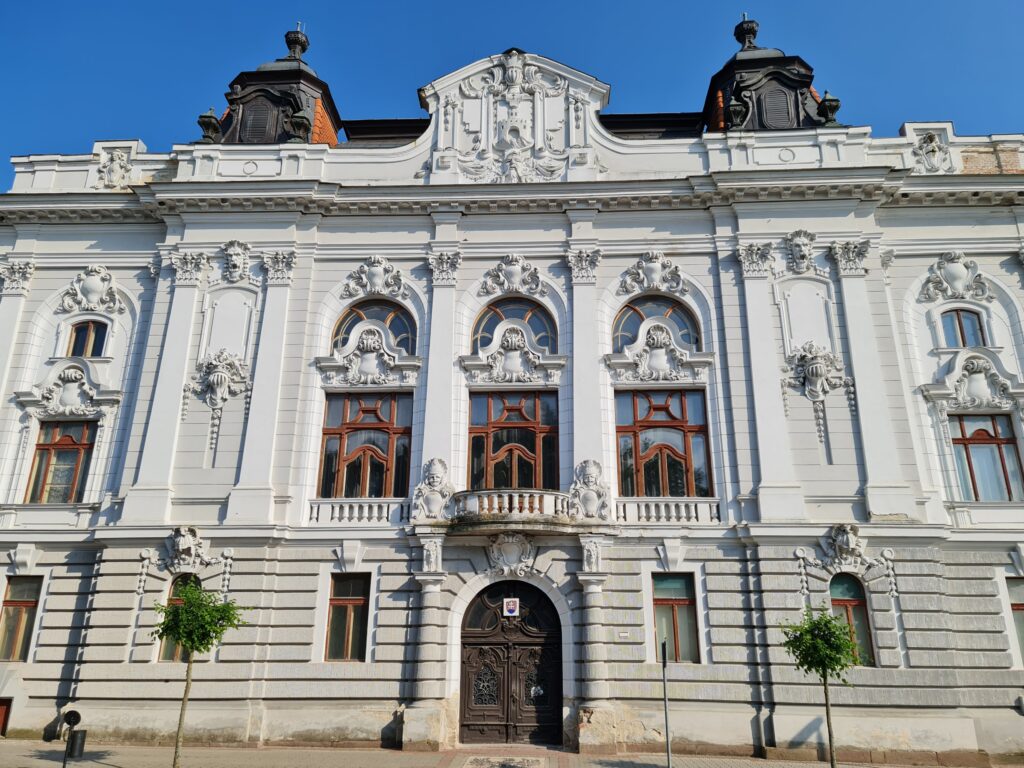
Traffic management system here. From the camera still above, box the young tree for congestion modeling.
[153,580,246,768]
[781,608,858,768]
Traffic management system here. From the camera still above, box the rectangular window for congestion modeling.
[468,392,558,491]
[0,576,43,662]
[326,574,370,661]
[653,574,700,663]
[949,414,1024,502]
[1009,578,1024,663]
[25,422,96,504]
[616,390,711,497]
[318,394,412,499]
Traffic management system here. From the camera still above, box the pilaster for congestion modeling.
[403,567,448,751]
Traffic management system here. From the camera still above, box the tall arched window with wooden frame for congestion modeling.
[158,575,200,662]
[67,320,109,358]
[469,392,558,491]
[829,574,875,666]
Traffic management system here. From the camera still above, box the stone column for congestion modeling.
[122,250,208,523]
[577,535,613,754]
[226,250,296,523]
[403,537,447,752]
[735,242,805,520]
[828,240,915,518]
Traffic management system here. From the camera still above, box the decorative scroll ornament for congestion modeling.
[58,265,126,314]
[37,367,100,417]
[784,230,817,275]
[566,248,601,284]
[605,318,711,385]
[318,320,421,387]
[480,253,548,296]
[412,458,456,521]
[920,251,992,302]
[170,251,209,286]
[262,250,297,285]
[952,357,1014,410]
[486,327,541,383]
[182,349,250,448]
[618,251,688,296]
[911,132,953,174]
[828,239,870,277]
[486,533,536,577]
[219,241,251,283]
[340,328,397,385]
[569,460,611,520]
[341,255,410,300]
[138,527,234,596]
[782,342,856,443]
[737,242,774,278]
[0,259,35,296]
[428,251,462,286]
[581,538,602,573]
[462,320,565,385]
[795,524,897,598]
[94,148,133,190]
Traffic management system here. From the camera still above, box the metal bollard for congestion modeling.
[61,710,82,768]
[67,730,87,759]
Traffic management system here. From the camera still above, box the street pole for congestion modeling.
[661,639,672,768]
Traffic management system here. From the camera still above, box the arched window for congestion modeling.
[829,574,874,666]
[159,575,200,663]
[333,300,416,355]
[612,297,700,353]
[941,309,985,348]
[68,321,108,357]
[472,298,557,354]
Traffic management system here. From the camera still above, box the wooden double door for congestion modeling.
[460,581,562,745]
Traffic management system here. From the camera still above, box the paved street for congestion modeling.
[0,740,975,768]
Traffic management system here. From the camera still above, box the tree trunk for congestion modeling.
[823,673,836,768]
[173,654,194,768]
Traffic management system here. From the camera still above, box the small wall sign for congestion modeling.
[503,597,520,617]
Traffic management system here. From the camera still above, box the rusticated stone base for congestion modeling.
[401,702,447,752]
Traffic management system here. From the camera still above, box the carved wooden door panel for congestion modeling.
[509,644,562,744]
[460,644,509,743]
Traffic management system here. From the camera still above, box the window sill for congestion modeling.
[945,501,1024,528]
[0,503,100,529]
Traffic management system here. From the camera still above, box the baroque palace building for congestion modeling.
[1,18,1023,762]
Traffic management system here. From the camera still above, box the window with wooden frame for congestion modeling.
[25,422,97,504]
[158,575,199,662]
[318,393,412,499]
[612,296,700,353]
[615,390,711,497]
[829,574,875,666]
[67,320,109,357]
[1008,578,1024,663]
[941,309,986,348]
[949,414,1024,502]
[472,298,557,354]
[653,574,700,663]
[0,576,43,662]
[326,574,370,661]
[468,391,558,491]
[332,300,416,355]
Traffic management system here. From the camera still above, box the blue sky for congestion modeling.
[2,0,1022,190]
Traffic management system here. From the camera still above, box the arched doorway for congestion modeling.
[460,580,562,745]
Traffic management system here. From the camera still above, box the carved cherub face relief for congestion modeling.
[423,459,447,489]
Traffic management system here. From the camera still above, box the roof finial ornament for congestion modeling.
[734,14,759,50]
[285,23,310,60]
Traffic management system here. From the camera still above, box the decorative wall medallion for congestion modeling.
[412,458,456,521]
[737,242,774,278]
[605,318,712,384]
[317,320,422,388]
[0,259,35,296]
[170,251,209,286]
[782,341,856,443]
[618,251,688,296]
[341,255,410,299]
[569,460,610,520]
[795,524,897,597]
[182,349,250,448]
[566,248,601,284]
[262,250,297,285]
[94,148,133,190]
[919,251,992,302]
[461,320,565,386]
[58,265,126,314]
[428,251,461,286]
[485,533,536,577]
[581,538,602,572]
[784,230,817,275]
[480,254,548,296]
[911,132,953,174]
[138,527,234,596]
[828,239,870,277]
[219,241,251,283]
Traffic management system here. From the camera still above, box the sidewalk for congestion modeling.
[0,740,930,768]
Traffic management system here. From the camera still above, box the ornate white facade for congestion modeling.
[1,22,1023,764]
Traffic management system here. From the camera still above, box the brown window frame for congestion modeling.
[471,298,557,354]
[0,576,43,662]
[25,422,97,504]
[158,575,199,663]
[468,391,558,491]
[616,390,711,497]
[318,393,412,499]
[950,414,1024,502]
[941,308,986,348]
[332,300,416,356]
[326,574,370,662]
[829,575,875,667]
[612,297,701,354]
[652,574,700,664]
[67,320,109,358]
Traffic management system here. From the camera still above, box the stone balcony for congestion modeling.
[307,498,409,526]
[615,497,720,525]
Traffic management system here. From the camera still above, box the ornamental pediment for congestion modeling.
[921,348,1024,416]
[316,319,422,388]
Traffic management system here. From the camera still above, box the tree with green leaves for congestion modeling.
[153,579,246,768]
[781,607,858,768]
